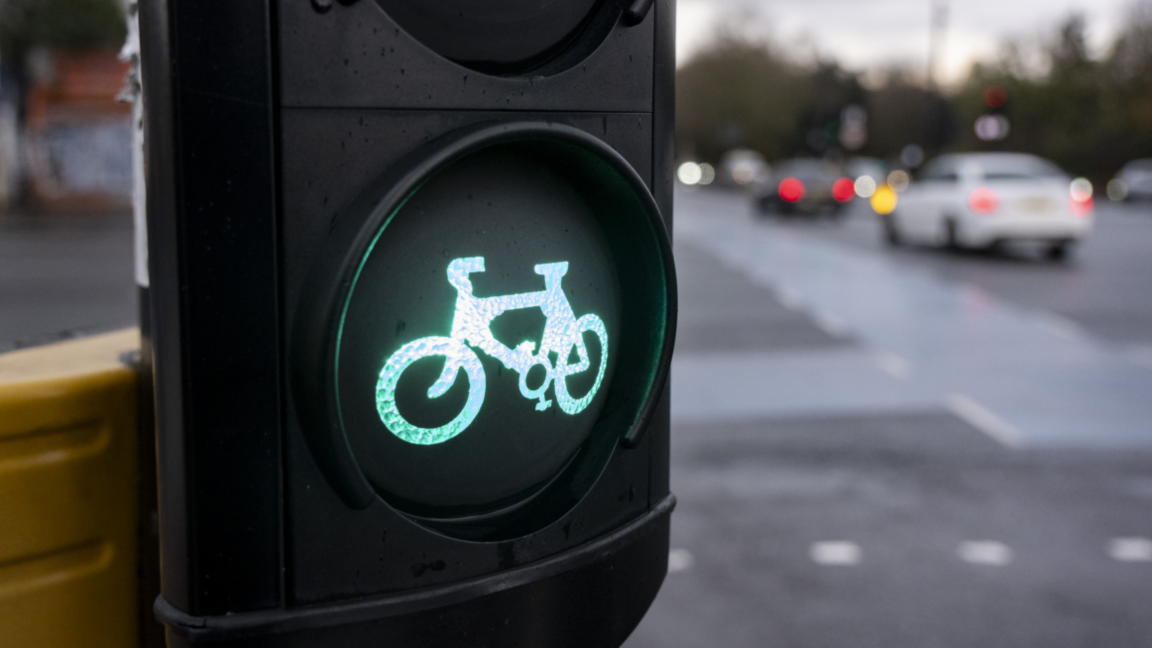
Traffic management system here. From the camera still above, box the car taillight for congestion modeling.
[1070,177,1093,216]
[1070,195,1093,216]
[832,177,855,202]
[778,178,805,202]
[968,187,999,214]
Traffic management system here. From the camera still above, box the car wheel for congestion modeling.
[881,214,902,246]
[944,219,961,250]
[1046,240,1072,260]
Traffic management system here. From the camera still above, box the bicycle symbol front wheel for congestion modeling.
[553,314,609,415]
[375,336,486,445]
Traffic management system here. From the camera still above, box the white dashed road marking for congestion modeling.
[810,541,861,566]
[874,351,911,379]
[813,312,848,338]
[1129,346,1152,369]
[1036,312,1083,340]
[1108,537,1152,562]
[668,548,695,573]
[775,286,803,311]
[958,541,1013,566]
[947,394,1024,448]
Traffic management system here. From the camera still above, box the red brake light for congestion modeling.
[968,187,1000,214]
[779,178,805,202]
[1071,195,1093,216]
[1069,178,1093,216]
[832,177,855,202]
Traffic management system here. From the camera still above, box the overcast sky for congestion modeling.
[676,0,1141,83]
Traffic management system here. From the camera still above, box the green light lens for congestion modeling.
[375,256,608,445]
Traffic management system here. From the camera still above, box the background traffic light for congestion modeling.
[141,1,676,646]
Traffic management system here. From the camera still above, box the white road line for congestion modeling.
[947,394,1024,448]
[874,351,911,379]
[809,541,861,565]
[1108,537,1152,562]
[1036,311,1083,340]
[1128,346,1152,370]
[775,286,803,311]
[958,541,1013,566]
[668,548,695,573]
[959,283,990,300]
[813,312,848,338]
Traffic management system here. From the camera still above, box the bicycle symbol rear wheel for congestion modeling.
[376,336,486,445]
[553,314,609,415]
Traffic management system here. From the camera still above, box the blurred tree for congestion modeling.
[950,7,1152,180]
[1106,0,1152,169]
[676,27,812,163]
[864,67,955,162]
[797,61,868,156]
[677,25,936,165]
[678,2,1150,178]
[0,0,125,60]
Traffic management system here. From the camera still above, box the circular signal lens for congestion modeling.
[375,0,616,76]
[982,85,1008,108]
[832,177,856,202]
[291,123,676,538]
[778,177,805,202]
[854,176,877,198]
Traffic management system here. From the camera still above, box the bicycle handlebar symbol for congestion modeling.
[375,257,609,446]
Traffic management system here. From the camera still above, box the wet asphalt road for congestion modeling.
[755,197,1152,348]
[0,211,135,352]
[4,193,1152,647]
[624,189,1152,648]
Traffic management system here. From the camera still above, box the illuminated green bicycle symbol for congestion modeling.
[376,257,609,446]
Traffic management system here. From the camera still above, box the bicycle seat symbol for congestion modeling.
[376,256,609,446]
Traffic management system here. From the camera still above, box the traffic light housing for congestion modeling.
[141,1,676,647]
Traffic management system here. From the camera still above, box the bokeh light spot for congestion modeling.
[677,162,702,186]
[982,85,1008,108]
[778,177,805,202]
[870,185,897,215]
[832,178,855,202]
[887,170,910,192]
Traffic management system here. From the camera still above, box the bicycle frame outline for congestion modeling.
[375,256,609,445]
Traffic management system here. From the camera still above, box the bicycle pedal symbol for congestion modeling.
[376,256,609,445]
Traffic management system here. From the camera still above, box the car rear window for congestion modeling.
[979,157,1064,180]
[776,161,839,181]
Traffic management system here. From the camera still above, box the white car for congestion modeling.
[883,153,1094,258]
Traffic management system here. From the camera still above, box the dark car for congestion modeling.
[1109,159,1152,202]
[753,158,855,216]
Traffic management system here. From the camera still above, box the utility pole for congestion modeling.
[928,0,949,88]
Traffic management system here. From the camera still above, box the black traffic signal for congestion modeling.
[141,1,676,646]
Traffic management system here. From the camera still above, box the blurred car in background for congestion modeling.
[1107,159,1152,202]
[716,148,770,187]
[882,152,1093,259]
[754,158,855,216]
